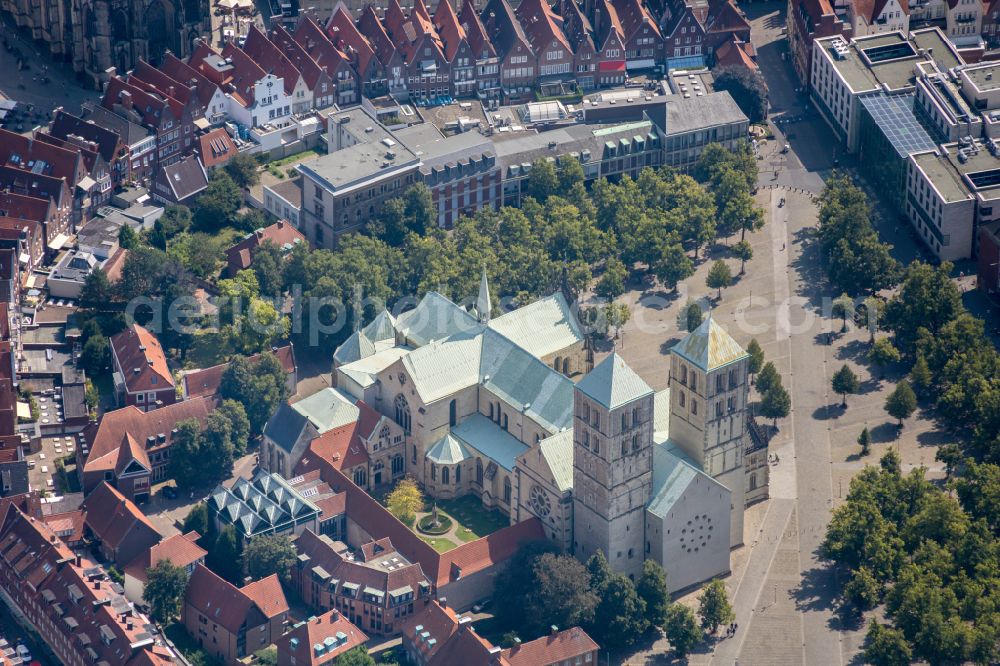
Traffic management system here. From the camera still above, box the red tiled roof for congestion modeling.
[402,601,501,665]
[80,482,161,553]
[32,131,102,179]
[242,25,303,97]
[0,503,172,666]
[434,0,469,61]
[40,509,85,544]
[854,0,909,21]
[482,0,533,60]
[0,165,72,210]
[123,531,207,584]
[459,0,495,59]
[113,433,152,477]
[502,627,599,666]
[593,0,626,49]
[358,5,401,70]
[515,0,573,56]
[225,221,307,272]
[185,564,259,635]
[129,60,193,119]
[270,24,329,90]
[0,190,52,223]
[101,77,171,129]
[324,8,379,76]
[383,0,446,65]
[240,574,289,619]
[197,128,238,168]
[294,15,353,76]
[714,36,757,70]
[706,0,752,33]
[160,52,222,111]
[182,346,296,399]
[220,43,268,107]
[49,109,124,164]
[559,0,597,54]
[110,323,174,394]
[82,397,215,476]
[313,463,545,588]
[0,128,83,184]
[279,610,368,666]
[611,0,662,39]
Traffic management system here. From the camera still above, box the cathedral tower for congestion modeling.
[572,353,654,580]
[668,316,749,547]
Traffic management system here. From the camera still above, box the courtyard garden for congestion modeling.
[385,479,509,552]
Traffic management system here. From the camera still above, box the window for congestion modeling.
[392,455,404,476]
[353,468,367,486]
[395,395,411,433]
[442,467,450,484]
[632,433,639,451]
[503,477,512,504]
[449,399,457,427]
[476,458,483,484]
[691,400,698,415]
[412,445,417,464]
[680,365,687,385]
[502,413,508,431]
[691,375,698,391]
[455,465,461,483]
[431,464,437,481]
[679,392,686,408]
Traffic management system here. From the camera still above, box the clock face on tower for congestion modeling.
[528,484,551,518]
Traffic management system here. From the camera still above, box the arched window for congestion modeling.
[502,413,508,431]
[431,464,437,481]
[621,440,627,456]
[680,365,687,385]
[562,357,571,375]
[395,394,411,433]
[489,403,494,420]
[353,468,367,487]
[749,473,757,491]
[380,425,390,441]
[442,467,450,484]
[476,458,483,484]
[583,402,590,422]
[449,399,457,427]
[503,477,512,504]
[553,356,562,371]
[632,433,639,451]
[679,392,686,408]
[392,455,404,476]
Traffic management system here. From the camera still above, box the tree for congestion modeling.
[182,504,210,542]
[605,302,631,339]
[220,353,290,434]
[494,543,598,636]
[831,364,860,408]
[224,152,261,189]
[80,335,110,377]
[193,172,242,232]
[885,380,917,427]
[143,560,188,622]
[558,155,585,193]
[403,183,435,237]
[637,559,670,628]
[843,566,880,610]
[664,604,702,659]
[166,232,224,278]
[652,240,693,291]
[868,338,900,379]
[585,550,613,593]
[883,261,963,357]
[755,361,780,395]
[167,418,204,489]
[596,257,627,300]
[589,574,648,650]
[706,260,732,300]
[863,621,912,666]
[858,426,871,456]
[253,647,278,666]
[935,444,963,479]
[118,223,142,250]
[80,268,114,308]
[686,301,703,332]
[832,293,853,333]
[217,399,250,456]
[747,338,764,381]
[252,241,285,299]
[386,477,423,524]
[697,579,734,634]
[243,534,297,583]
[337,647,376,666]
[150,205,192,249]
[207,525,243,584]
[731,239,753,274]
[760,383,791,426]
[909,354,932,397]
[527,158,559,202]
[713,65,768,123]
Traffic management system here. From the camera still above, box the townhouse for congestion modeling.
[50,109,130,190]
[123,531,207,604]
[484,0,539,99]
[224,220,307,276]
[0,167,73,245]
[101,77,189,170]
[612,0,664,69]
[516,0,575,85]
[78,396,216,498]
[160,52,231,125]
[276,610,368,666]
[459,0,501,99]
[79,482,162,568]
[383,0,453,101]
[243,26,315,116]
[358,5,409,95]
[269,24,342,110]
[109,324,177,411]
[660,0,709,68]
[33,131,113,219]
[848,0,910,36]
[224,43,295,129]
[433,0,478,97]
[183,565,288,665]
[80,104,159,185]
[0,503,177,666]
[323,8,390,99]
[787,0,853,85]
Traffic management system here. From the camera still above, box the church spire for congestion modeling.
[477,267,491,324]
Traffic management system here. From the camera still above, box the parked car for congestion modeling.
[15,643,30,664]
[163,486,177,500]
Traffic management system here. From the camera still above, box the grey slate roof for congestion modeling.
[451,413,529,471]
[664,91,748,136]
[334,330,376,366]
[362,309,397,344]
[670,315,747,372]
[488,292,583,360]
[263,402,316,454]
[425,433,472,465]
[647,441,728,518]
[576,352,652,410]
[394,291,481,346]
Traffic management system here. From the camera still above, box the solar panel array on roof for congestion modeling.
[209,137,230,157]
[859,92,938,158]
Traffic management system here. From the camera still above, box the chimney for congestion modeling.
[168,85,176,98]
[75,554,81,567]
[330,609,339,621]
[277,220,285,228]
[550,625,559,635]
[120,90,134,110]
[439,597,447,608]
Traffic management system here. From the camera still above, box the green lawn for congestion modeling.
[437,496,509,539]
[420,536,458,552]
[268,149,320,168]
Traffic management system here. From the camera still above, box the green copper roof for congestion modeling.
[425,433,472,465]
[647,441,728,518]
[576,352,652,410]
[671,316,747,372]
[362,309,397,344]
[333,330,375,366]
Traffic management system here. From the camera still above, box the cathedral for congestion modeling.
[0,0,208,87]
[331,275,769,593]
